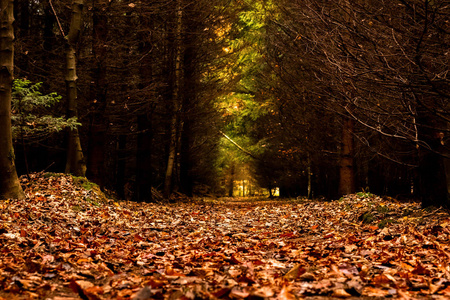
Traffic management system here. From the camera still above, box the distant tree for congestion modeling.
[163,0,183,199]
[0,0,24,199]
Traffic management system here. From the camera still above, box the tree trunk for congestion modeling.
[418,145,449,208]
[307,154,312,198]
[179,120,193,196]
[228,164,235,197]
[15,0,29,37]
[0,0,24,199]
[65,0,86,176]
[117,135,127,199]
[86,0,108,187]
[418,117,450,208]
[179,29,197,197]
[163,114,178,199]
[163,0,183,199]
[43,2,56,52]
[136,114,153,202]
[135,16,154,202]
[338,118,356,195]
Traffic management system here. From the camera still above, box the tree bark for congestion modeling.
[338,118,356,195]
[65,0,86,176]
[0,0,24,199]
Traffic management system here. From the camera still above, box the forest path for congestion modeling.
[0,174,449,299]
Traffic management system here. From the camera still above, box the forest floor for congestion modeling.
[1,173,450,299]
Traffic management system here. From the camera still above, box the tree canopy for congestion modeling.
[0,0,448,207]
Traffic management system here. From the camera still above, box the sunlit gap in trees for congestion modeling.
[213,1,280,198]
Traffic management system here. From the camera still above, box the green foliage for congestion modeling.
[43,172,63,178]
[215,2,273,162]
[11,79,81,143]
[376,204,389,215]
[361,212,374,224]
[72,176,98,191]
[71,205,83,212]
[356,191,374,199]
[378,218,394,229]
[85,197,101,207]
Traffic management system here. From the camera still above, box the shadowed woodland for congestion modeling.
[0,0,448,206]
[0,0,450,299]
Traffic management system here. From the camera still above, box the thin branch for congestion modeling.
[219,130,259,160]
[49,0,66,37]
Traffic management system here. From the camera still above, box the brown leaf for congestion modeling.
[132,286,153,300]
[332,289,352,298]
[371,274,394,285]
[229,287,250,298]
[229,253,242,264]
[69,280,101,300]
[165,266,184,276]
[284,264,305,280]
[397,289,412,300]
[299,272,316,281]
[412,263,431,275]
[439,285,450,296]
[212,287,231,298]
[253,286,274,297]
[277,284,295,300]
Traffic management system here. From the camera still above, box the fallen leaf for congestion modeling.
[284,264,305,280]
[332,288,351,298]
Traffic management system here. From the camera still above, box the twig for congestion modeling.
[219,130,259,160]
[49,0,66,37]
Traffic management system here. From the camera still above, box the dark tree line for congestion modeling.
[1,0,449,207]
[9,0,233,201]
[251,0,449,206]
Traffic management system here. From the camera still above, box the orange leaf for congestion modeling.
[146,278,167,288]
[278,284,295,300]
[280,232,294,238]
[134,233,143,242]
[371,274,393,285]
[439,285,450,296]
[252,259,265,266]
[77,258,90,264]
[165,266,184,276]
[229,253,242,265]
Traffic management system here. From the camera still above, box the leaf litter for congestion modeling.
[1,173,450,299]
